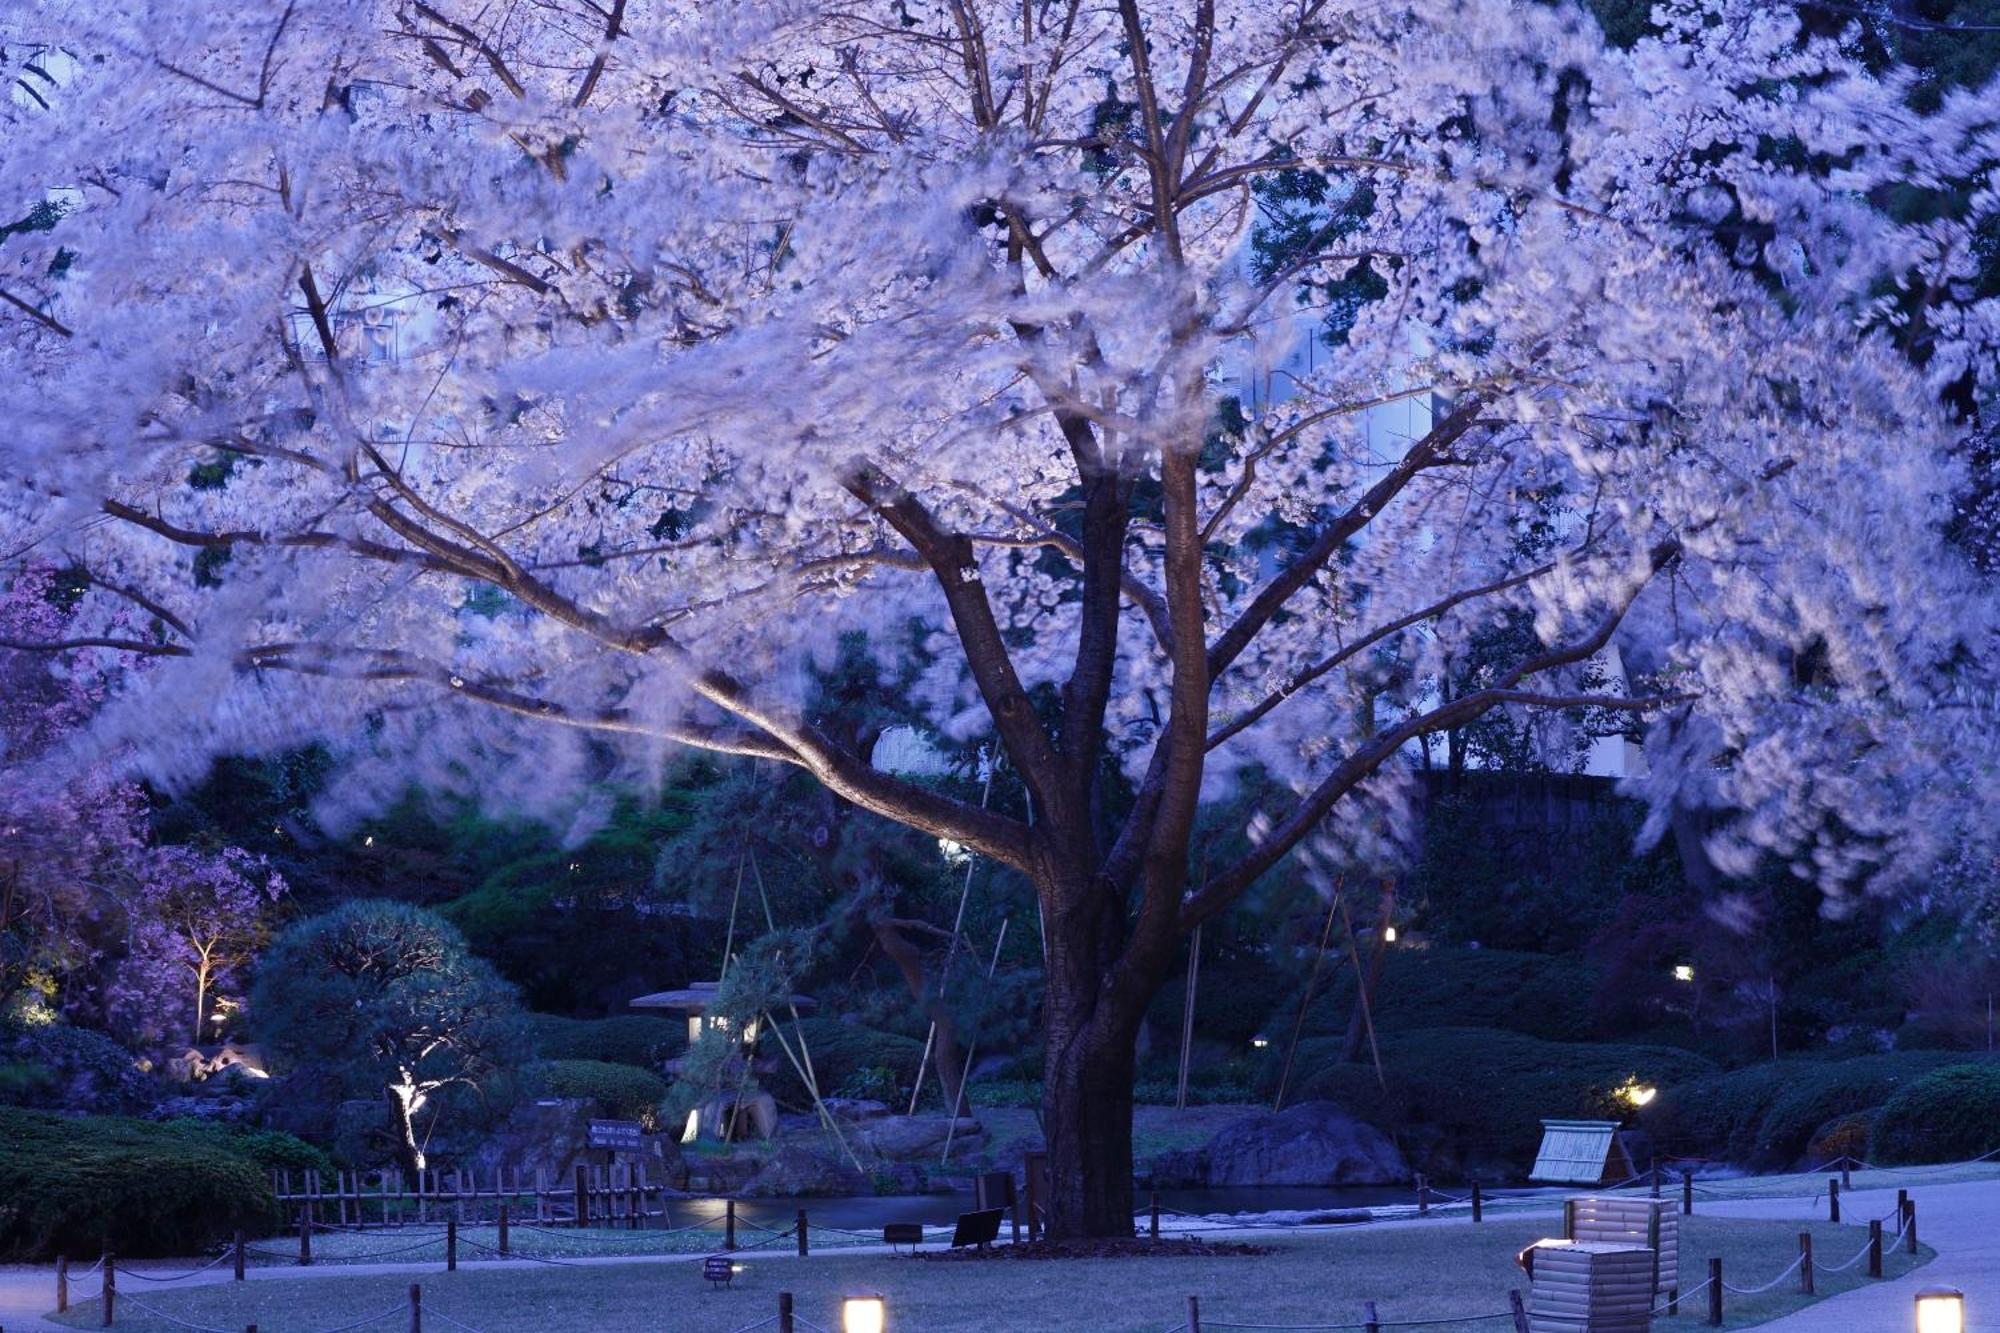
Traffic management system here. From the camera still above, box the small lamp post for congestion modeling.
[843,1294,887,1333]
[1915,1286,1964,1333]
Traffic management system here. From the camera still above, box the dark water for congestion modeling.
[663,1185,1423,1233]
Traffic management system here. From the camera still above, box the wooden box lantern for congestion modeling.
[1526,1240,1656,1333]
[1563,1196,1677,1301]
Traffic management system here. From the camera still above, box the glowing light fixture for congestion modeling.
[1673,964,1695,983]
[1383,926,1399,943]
[1915,1286,1964,1333]
[1250,1033,1271,1050]
[844,1294,887,1333]
[680,1108,701,1144]
[1616,1079,1658,1109]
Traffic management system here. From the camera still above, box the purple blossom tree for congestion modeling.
[3,0,1997,1233]
[107,845,285,1050]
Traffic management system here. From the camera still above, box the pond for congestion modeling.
[660,1184,1429,1233]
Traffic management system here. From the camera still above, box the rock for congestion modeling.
[741,1145,870,1197]
[687,1152,762,1194]
[821,1097,891,1122]
[465,1097,685,1186]
[1194,1101,1408,1187]
[858,1115,984,1159]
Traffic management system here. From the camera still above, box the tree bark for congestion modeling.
[868,914,966,1107]
[386,1084,426,1177]
[1042,1000,1141,1239]
[1037,863,1159,1239]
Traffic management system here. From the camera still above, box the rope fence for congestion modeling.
[62,1147,1960,1331]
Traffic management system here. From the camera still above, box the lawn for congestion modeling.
[56,1214,1928,1333]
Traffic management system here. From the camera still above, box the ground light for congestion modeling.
[1915,1286,1964,1333]
[843,1294,887,1333]
[1250,1033,1271,1049]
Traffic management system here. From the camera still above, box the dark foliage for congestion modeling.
[0,1108,282,1260]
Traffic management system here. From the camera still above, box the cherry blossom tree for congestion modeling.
[0,566,147,1013]
[4,0,1999,1232]
[107,845,285,1050]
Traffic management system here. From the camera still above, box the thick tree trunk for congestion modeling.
[1037,863,1159,1240]
[386,1084,426,1178]
[1042,1009,1140,1239]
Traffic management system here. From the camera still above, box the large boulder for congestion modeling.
[740,1145,870,1197]
[858,1115,984,1159]
[465,1097,684,1186]
[1195,1101,1408,1187]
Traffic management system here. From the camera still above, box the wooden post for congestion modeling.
[1150,1191,1161,1240]
[1416,1175,1428,1216]
[447,1217,457,1272]
[100,1255,113,1328]
[778,1292,794,1333]
[409,1282,422,1333]
[1800,1234,1814,1295]
[1906,1197,1918,1254]
[1364,1299,1380,1333]
[574,1163,589,1229]
[1707,1258,1722,1326]
[55,1256,67,1314]
[1842,1158,1852,1190]
[1683,1170,1694,1216]
[1828,1178,1840,1223]
[498,1203,509,1256]
[1471,1181,1483,1223]
[796,1209,808,1258]
[1508,1289,1529,1333]
[1868,1219,1882,1278]
[726,1199,737,1251]
[1650,1157,1661,1198]
[299,1209,313,1266]
[1187,1294,1202,1333]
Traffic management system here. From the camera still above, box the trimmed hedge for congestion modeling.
[524,1014,686,1068]
[1642,1050,1968,1167]
[0,1108,282,1260]
[526,1060,669,1130]
[1873,1062,2000,1164]
[1293,1026,1717,1167]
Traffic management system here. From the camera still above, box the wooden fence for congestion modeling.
[270,1161,675,1229]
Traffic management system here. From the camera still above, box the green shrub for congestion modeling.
[0,1060,55,1102]
[1874,1062,2000,1163]
[0,1108,282,1260]
[0,1022,157,1113]
[158,1121,335,1177]
[526,1060,668,1130]
[524,1014,686,1068]
[1753,1051,1965,1168]
[761,1019,924,1109]
[1293,1027,1717,1167]
[1807,1110,1878,1167]
[1642,1060,1819,1163]
[1642,1050,1967,1167]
